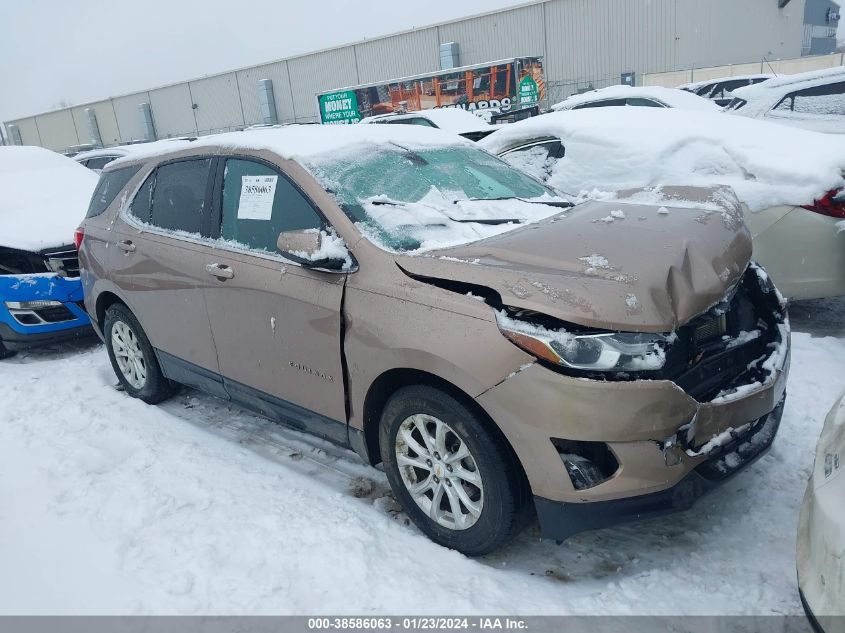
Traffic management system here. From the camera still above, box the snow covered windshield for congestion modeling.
[307,144,565,252]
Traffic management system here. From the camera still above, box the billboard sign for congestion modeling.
[317,57,545,124]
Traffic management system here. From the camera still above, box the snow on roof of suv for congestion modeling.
[551,85,721,112]
[678,74,775,93]
[0,146,99,250]
[731,66,845,104]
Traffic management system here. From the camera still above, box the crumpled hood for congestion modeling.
[395,192,751,332]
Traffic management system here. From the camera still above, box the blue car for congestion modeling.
[0,146,98,359]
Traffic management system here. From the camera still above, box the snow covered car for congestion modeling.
[678,74,774,107]
[0,146,99,358]
[480,108,845,301]
[550,85,720,112]
[79,125,789,555]
[727,66,845,134]
[798,390,845,633]
[359,108,495,141]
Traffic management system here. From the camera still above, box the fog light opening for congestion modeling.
[551,439,620,491]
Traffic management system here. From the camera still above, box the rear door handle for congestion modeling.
[205,263,234,279]
[117,240,136,253]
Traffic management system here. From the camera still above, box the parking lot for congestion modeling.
[0,296,842,615]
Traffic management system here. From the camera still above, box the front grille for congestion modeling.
[41,245,80,278]
[657,266,785,403]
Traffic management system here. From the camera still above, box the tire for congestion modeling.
[104,303,177,404]
[380,385,532,556]
[0,339,15,360]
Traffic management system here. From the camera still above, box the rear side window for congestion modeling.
[626,98,664,107]
[150,159,212,235]
[571,99,626,109]
[86,165,141,218]
[85,156,119,171]
[221,158,325,253]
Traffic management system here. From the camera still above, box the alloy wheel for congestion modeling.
[111,320,147,389]
[394,413,484,530]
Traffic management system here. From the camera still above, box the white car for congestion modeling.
[550,85,720,112]
[74,138,196,173]
[359,108,495,141]
[678,74,775,107]
[728,66,845,134]
[798,390,845,632]
[479,108,845,300]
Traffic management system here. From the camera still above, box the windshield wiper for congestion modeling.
[460,197,574,208]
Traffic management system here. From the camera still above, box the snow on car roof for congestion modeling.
[731,66,845,104]
[478,108,845,212]
[360,108,492,134]
[678,74,775,91]
[551,85,720,111]
[74,138,197,163]
[108,124,473,169]
[0,146,99,251]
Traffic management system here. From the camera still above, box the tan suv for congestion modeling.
[78,125,790,555]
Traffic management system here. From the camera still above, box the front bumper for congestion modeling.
[534,396,784,541]
[0,274,92,351]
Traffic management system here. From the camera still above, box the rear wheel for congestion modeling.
[380,385,532,556]
[104,304,177,404]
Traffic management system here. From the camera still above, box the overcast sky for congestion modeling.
[0,0,523,122]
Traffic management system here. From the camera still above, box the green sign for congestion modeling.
[518,75,539,105]
[319,90,361,124]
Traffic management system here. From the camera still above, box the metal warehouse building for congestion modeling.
[2,0,829,152]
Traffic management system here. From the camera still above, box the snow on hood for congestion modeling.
[0,146,99,251]
[551,85,720,111]
[479,108,845,212]
[109,125,472,170]
[397,192,752,332]
[360,108,493,134]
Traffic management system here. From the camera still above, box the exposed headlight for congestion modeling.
[5,300,62,310]
[496,310,668,372]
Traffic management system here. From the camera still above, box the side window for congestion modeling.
[572,99,626,109]
[86,156,118,171]
[500,140,564,183]
[130,172,154,223]
[86,165,141,218]
[626,98,664,107]
[149,159,212,235]
[774,82,845,116]
[221,159,325,253]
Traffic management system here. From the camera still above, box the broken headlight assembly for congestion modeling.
[496,309,669,373]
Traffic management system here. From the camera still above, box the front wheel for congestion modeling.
[104,304,177,404]
[380,385,532,556]
[0,339,15,360]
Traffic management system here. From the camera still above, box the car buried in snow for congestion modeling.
[0,146,99,359]
[78,125,789,555]
[480,108,845,301]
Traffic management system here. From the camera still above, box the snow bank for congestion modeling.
[0,146,99,251]
[551,85,720,111]
[480,109,845,212]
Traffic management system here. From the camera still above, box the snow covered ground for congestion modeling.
[1,309,844,615]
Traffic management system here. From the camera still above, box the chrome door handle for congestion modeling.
[205,263,234,279]
[117,240,136,253]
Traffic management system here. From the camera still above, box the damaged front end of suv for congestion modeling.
[0,243,91,358]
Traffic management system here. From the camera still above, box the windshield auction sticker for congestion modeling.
[238,175,278,220]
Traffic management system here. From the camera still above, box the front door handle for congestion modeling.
[117,240,136,253]
[205,263,234,279]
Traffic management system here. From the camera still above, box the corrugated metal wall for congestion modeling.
[190,73,245,134]
[112,92,152,143]
[70,101,120,147]
[4,0,809,152]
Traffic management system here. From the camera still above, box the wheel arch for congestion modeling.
[360,367,527,484]
[95,290,127,331]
